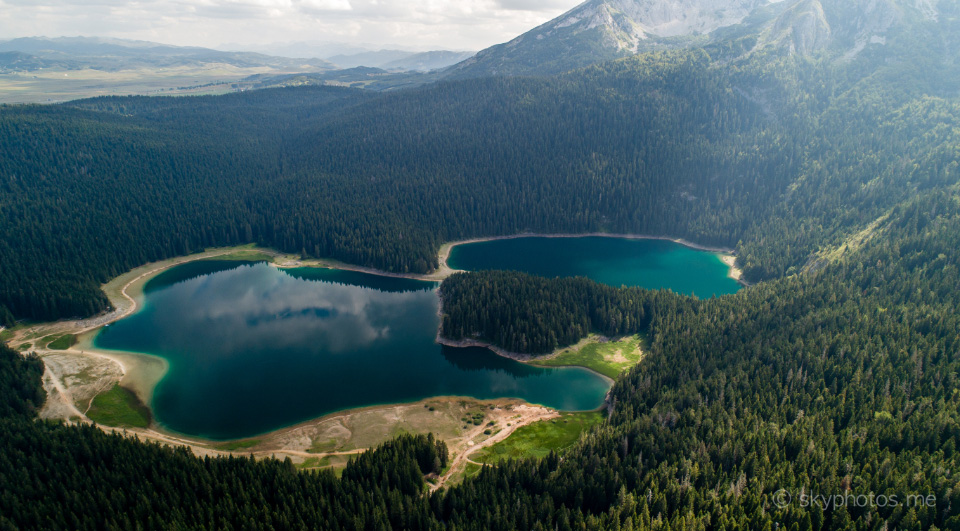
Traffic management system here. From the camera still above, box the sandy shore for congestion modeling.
[105,396,557,481]
[718,253,748,285]
[9,246,256,425]
[436,232,745,284]
[435,336,542,362]
[272,232,745,285]
[73,331,168,408]
[8,232,741,457]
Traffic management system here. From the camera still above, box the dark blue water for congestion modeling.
[95,262,611,440]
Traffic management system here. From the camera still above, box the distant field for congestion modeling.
[0,66,289,104]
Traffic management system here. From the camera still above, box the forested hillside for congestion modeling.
[0,343,449,529]
[3,1,959,323]
[1,50,792,322]
[434,190,960,530]
[4,1,960,528]
[4,186,958,530]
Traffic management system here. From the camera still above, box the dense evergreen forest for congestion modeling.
[0,342,450,529]
[2,50,789,321]
[4,190,959,530]
[430,190,960,530]
[441,271,670,354]
[8,26,953,322]
[3,2,960,529]
[4,11,960,322]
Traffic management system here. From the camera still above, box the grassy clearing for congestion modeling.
[215,439,262,452]
[297,455,350,475]
[530,334,645,379]
[445,461,484,486]
[473,412,604,464]
[87,384,151,428]
[462,462,483,481]
[46,334,78,351]
[204,246,274,263]
[1,323,33,344]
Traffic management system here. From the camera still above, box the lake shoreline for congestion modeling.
[435,335,615,386]
[273,232,746,287]
[436,232,745,284]
[10,232,740,448]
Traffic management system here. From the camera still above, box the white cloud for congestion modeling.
[0,0,582,50]
[298,0,352,11]
[496,0,581,10]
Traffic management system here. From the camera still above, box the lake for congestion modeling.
[447,236,741,297]
[95,261,611,440]
[95,237,740,440]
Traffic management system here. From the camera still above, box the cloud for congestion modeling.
[298,0,352,11]
[0,0,582,50]
[495,0,581,11]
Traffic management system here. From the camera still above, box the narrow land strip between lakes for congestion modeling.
[5,232,742,478]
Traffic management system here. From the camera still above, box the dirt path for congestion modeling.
[42,366,87,421]
[8,248,244,431]
[8,248,240,347]
[4,242,589,474]
[85,248,240,334]
[432,404,557,491]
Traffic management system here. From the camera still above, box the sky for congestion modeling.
[0,0,585,52]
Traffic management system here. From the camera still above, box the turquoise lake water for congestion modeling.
[447,236,741,297]
[94,237,740,440]
[95,261,611,440]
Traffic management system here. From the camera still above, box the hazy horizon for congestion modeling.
[0,0,584,53]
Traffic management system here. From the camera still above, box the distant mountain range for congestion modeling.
[0,36,336,74]
[1,1,947,95]
[0,37,475,76]
[330,50,475,71]
[444,0,945,77]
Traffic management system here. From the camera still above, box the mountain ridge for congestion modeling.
[444,0,946,78]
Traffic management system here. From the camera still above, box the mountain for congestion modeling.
[5,0,960,529]
[0,36,336,73]
[380,50,475,72]
[327,49,416,69]
[750,0,942,56]
[325,49,475,71]
[446,0,782,77]
[218,40,373,59]
[0,51,79,74]
[445,0,946,77]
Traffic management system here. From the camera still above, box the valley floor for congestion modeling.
[3,233,734,482]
